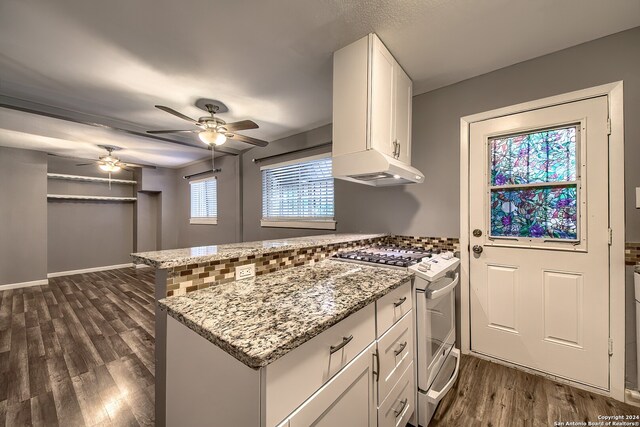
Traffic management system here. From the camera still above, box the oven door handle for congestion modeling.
[426,348,460,404]
[426,272,459,300]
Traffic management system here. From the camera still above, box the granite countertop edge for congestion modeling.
[132,233,387,269]
[159,265,413,369]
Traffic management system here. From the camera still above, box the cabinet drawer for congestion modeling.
[288,342,376,427]
[377,310,413,402]
[376,280,411,337]
[378,362,415,427]
[265,303,376,426]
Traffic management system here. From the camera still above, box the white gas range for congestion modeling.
[410,253,460,426]
[334,246,461,426]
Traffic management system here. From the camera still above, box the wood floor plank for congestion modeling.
[50,376,84,426]
[431,355,640,426]
[30,391,59,427]
[5,399,31,427]
[72,371,110,427]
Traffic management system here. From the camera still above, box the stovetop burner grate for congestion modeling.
[334,245,433,268]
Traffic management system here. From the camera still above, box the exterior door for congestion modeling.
[469,96,610,389]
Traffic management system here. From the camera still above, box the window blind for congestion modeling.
[262,155,334,221]
[190,177,217,218]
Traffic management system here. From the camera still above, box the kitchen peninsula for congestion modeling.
[132,233,406,426]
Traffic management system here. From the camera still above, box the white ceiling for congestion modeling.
[0,0,638,167]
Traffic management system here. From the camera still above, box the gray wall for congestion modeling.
[47,157,135,273]
[176,155,242,247]
[137,166,179,251]
[0,147,48,285]
[136,192,160,253]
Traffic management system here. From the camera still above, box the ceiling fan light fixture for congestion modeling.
[99,163,121,172]
[198,129,227,146]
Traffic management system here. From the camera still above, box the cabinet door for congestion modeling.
[393,65,412,165]
[289,343,376,427]
[369,35,395,158]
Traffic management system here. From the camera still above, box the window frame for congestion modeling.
[189,176,218,225]
[260,153,336,230]
[484,121,587,250]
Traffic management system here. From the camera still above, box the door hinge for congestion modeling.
[607,118,612,135]
[608,228,613,246]
[609,338,614,356]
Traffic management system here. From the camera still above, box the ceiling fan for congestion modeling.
[147,103,268,148]
[77,145,148,172]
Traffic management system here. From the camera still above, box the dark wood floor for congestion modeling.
[1,267,639,426]
[0,267,156,426]
[431,354,640,426]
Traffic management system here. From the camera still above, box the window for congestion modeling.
[489,125,579,241]
[190,177,217,225]
[261,154,335,229]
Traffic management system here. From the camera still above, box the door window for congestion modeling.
[489,125,580,241]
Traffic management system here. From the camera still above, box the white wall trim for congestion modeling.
[260,219,337,230]
[189,217,218,225]
[47,263,134,278]
[459,81,625,401]
[0,278,48,290]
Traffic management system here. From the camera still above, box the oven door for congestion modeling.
[416,271,459,391]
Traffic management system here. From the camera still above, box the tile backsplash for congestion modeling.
[626,242,640,265]
[165,234,461,297]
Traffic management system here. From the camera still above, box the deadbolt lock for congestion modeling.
[473,229,482,237]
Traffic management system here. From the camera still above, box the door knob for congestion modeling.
[472,245,483,254]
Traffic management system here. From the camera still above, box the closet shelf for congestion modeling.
[47,173,137,185]
[47,194,137,202]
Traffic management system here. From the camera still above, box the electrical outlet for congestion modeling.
[235,263,256,280]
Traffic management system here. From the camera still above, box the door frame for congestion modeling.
[459,81,625,400]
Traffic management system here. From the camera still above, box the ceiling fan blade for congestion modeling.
[147,129,196,134]
[229,133,268,147]
[155,105,199,124]
[121,161,156,169]
[225,120,259,132]
[76,162,97,166]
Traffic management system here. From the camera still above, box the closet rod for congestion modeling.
[252,142,332,164]
[183,168,222,180]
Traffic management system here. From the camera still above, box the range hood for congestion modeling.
[332,150,425,186]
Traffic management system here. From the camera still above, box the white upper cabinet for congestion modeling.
[393,65,412,165]
[370,36,395,159]
[333,33,413,165]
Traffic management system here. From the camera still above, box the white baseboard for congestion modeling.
[47,263,134,278]
[0,278,49,290]
[135,263,150,269]
[626,388,640,407]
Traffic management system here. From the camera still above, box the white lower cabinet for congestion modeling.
[377,311,414,402]
[165,283,416,427]
[378,362,415,427]
[286,342,377,427]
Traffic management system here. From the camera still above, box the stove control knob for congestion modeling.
[418,262,431,271]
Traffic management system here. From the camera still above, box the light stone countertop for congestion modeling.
[158,259,412,369]
[131,233,386,269]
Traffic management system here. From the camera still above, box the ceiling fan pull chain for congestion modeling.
[108,172,112,189]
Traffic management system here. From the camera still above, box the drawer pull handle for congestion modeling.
[394,341,407,356]
[329,335,353,354]
[393,296,407,307]
[394,398,408,417]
